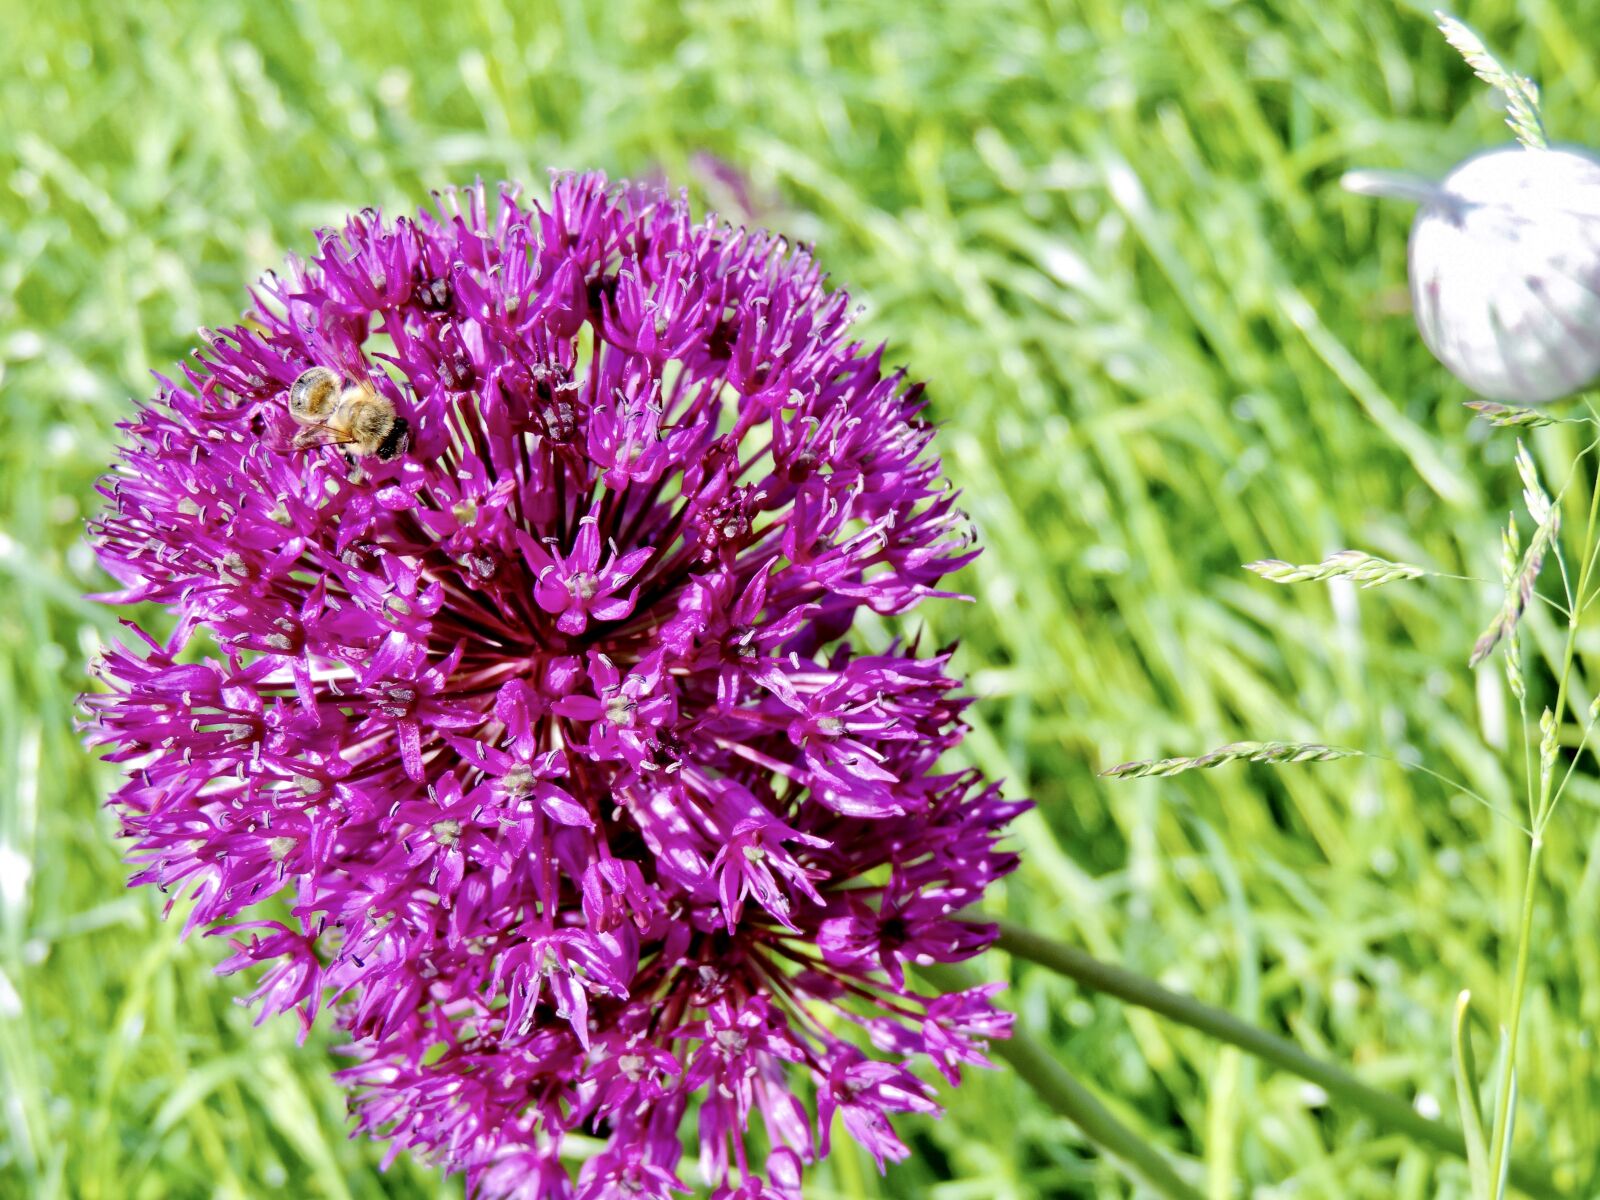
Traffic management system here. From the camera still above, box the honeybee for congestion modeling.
[280,366,410,461]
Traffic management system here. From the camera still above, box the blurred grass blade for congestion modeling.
[1496,1058,1519,1200]
[1484,1024,1523,1200]
[1452,991,1492,1199]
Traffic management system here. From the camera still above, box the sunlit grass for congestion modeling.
[4,1,1600,1196]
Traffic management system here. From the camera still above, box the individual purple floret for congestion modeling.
[83,174,1027,1198]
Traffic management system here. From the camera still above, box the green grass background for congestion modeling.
[5,0,1600,1196]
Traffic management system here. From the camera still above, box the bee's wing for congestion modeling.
[290,423,358,450]
[259,404,354,453]
[259,405,309,453]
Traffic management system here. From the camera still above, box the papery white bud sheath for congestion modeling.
[1345,146,1600,404]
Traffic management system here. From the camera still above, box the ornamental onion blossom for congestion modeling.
[82,174,1028,1198]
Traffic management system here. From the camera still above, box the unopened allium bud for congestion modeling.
[1345,146,1600,404]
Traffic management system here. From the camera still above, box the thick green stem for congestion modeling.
[990,920,1562,1199]
[920,961,1203,1200]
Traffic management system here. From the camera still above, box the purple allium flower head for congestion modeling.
[83,174,1028,1196]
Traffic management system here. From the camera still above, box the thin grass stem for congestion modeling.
[1489,440,1600,1189]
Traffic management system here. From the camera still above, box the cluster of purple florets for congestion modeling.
[85,174,1025,1198]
